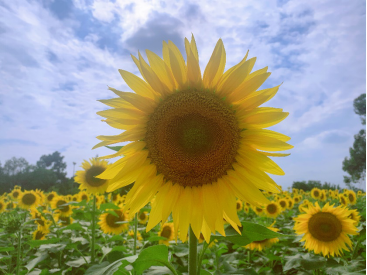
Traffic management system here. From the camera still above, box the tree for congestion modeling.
[37,151,67,181]
[343,93,366,184]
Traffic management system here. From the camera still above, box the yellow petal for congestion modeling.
[203,39,226,89]
[178,187,192,242]
[236,150,285,175]
[161,182,181,223]
[185,38,202,87]
[217,57,256,97]
[228,72,271,103]
[240,129,291,142]
[118,70,157,99]
[190,34,199,62]
[97,107,145,120]
[98,97,134,108]
[240,111,289,129]
[146,183,171,231]
[190,186,203,239]
[99,141,146,160]
[168,41,187,87]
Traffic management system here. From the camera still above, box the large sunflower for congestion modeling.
[75,158,110,194]
[95,35,292,242]
[294,202,358,257]
[18,190,40,210]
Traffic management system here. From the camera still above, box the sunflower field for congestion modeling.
[0,185,365,275]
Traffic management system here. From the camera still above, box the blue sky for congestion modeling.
[0,0,365,190]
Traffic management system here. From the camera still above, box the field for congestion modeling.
[0,187,365,275]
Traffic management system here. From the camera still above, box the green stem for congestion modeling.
[15,231,22,275]
[91,195,96,263]
[247,250,251,264]
[197,240,210,274]
[188,227,197,275]
[133,213,138,255]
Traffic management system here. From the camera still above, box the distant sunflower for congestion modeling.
[46,191,57,204]
[32,227,50,240]
[18,191,40,210]
[52,197,73,217]
[75,158,110,195]
[294,202,358,257]
[348,209,361,226]
[245,225,279,251]
[10,189,21,201]
[0,200,5,213]
[311,188,321,200]
[128,230,143,241]
[78,191,90,202]
[236,199,243,211]
[347,190,357,205]
[138,211,149,224]
[287,198,294,209]
[159,223,175,245]
[319,190,326,202]
[357,190,362,197]
[98,209,129,235]
[5,201,14,210]
[339,194,348,206]
[293,196,300,204]
[278,198,288,210]
[55,214,74,226]
[95,35,292,242]
[253,206,264,216]
[264,202,281,218]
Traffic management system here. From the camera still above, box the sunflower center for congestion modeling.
[6,202,13,209]
[82,195,88,201]
[308,212,342,242]
[139,212,146,220]
[0,202,3,210]
[314,191,319,197]
[161,226,172,239]
[85,165,107,187]
[22,193,36,206]
[47,194,55,201]
[13,191,19,198]
[279,201,286,208]
[56,200,70,212]
[106,210,125,228]
[267,204,277,214]
[146,89,240,187]
[35,230,45,240]
[348,194,354,202]
[236,202,241,210]
[59,216,71,225]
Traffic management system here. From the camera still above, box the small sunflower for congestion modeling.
[32,226,50,240]
[287,198,294,209]
[253,206,265,216]
[159,223,175,246]
[0,200,5,213]
[278,198,288,210]
[98,209,129,235]
[30,209,48,228]
[5,201,15,210]
[319,190,327,202]
[264,202,281,218]
[294,202,358,257]
[138,211,149,224]
[245,225,279,251]
[34,189,46,204]
[95,35,292,242]
[311,188,321,200]
[236,199,243,211]
[52,196,73,217]
[18,191,40,210]
[128,230,143,241]
[347,190,357,205]
[55,214,74,226]
[78,191,90,202]
[339,194,348,206]
[348,209,361,226]
[9,189,21,201]
[243,206,249,214]
[298,201,310,213]
[357,190,362,197]
[75,158,110,195]
[46,191,57,204]
[293,196,300,204]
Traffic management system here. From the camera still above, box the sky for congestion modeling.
[0,0,365,190]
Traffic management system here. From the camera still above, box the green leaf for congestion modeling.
[57,222,84,232]
[211,221,287,246]
[28,238,61,249]
[0,247,15,252]
[148,236,167,242]
[132,245,173,275]
[200,270,212,275]
[25,254,48,271]
[100,203,120,211]
[85,260,129,275]
[108,235,124,242]
[106,145,124,152]
[300,254,327,270]
[66,256,90,267]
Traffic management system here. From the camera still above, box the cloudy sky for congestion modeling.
[0,0,365,190]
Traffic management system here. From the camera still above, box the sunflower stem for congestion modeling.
[133,213,138,256]
[91,195,96,263]
[15,230,22,275]
[247,250,251,264]
[188,227,197,275]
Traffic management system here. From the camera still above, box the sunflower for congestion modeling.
[293,202,358,257]
[98,209,129,235]
[159,223,175,245]
[32,226,50,240]
[245,225,279,251]
[319,190,327,202]
[287,198,294,209]
[311,188,321,200]
[278,198,288,210]
[94,35,292,242]
[46,191,57,204]
[236,199,243,211]
[128,230,143,241]
[347,190,357,205]
[55,214,74,226]
[52,196,73,217]
[78,191,90,202]
[348,209,361,226]
[339,194,348,206]
[34,189,46,203]
[243,206,249,214]
[75,158,110,195]
[264,202,281,218]
[298,201,309,213]
[357,190,362,197]
[293,196,300,204]
[138,211,149,224]
[30,209,48,228]
[0,199,5,213]
[9,189,21,201]
[5,201,15,210]
[18,190,40,210]
[253,206,265,216]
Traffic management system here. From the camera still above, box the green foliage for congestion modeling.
[343,93,366,185]
[292,180,341,191]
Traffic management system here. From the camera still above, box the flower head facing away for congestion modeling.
[95,35,292,242]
